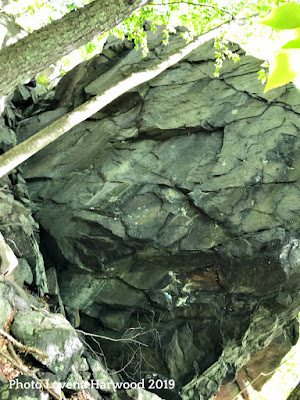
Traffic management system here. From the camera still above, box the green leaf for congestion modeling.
[282,38,300,49]
[264,49,300,92]
[260,3,300,29]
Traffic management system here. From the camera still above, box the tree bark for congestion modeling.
[287,382,300,400]
[0,20,232,179]
[0,0,152,97]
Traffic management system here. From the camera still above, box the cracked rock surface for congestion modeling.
[10,27,300,399]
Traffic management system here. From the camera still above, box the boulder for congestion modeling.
[4,28,300,400]
[11,311,83,380]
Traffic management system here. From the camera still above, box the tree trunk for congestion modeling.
[287,383,300,400]
[0,0,152,97]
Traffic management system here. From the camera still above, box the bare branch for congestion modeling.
[76,329,148,347]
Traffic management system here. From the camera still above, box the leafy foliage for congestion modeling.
[4,0,300,91]
[260,2,300,91]
[5,1,269,58]
[214,34,241,77]
[261,2,300,29]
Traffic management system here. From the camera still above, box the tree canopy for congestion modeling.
[2,0,300,93]
[2,0,300,92]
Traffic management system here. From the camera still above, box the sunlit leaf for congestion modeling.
[260,3,300,29]
[264,49,300,92]
[282,39,300,49]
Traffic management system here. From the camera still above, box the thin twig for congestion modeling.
[5,239,22,257]
[153,1,234,18]
[76,329,148,347]
[113,348,139,375]
[78,334,108,371]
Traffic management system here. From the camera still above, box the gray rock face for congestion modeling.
[86,353,115,393]
[0,376,43,400]
[0,281,13,328]
[0,184,48,296]
[11,28,300,399]
[11,311,84,380]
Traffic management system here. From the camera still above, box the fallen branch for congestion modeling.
[0,349,61,400]
[0,17,237,178]
[0,328,48,360]
[7,342,38,374]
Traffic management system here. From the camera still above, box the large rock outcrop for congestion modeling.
[3,26,300,399]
